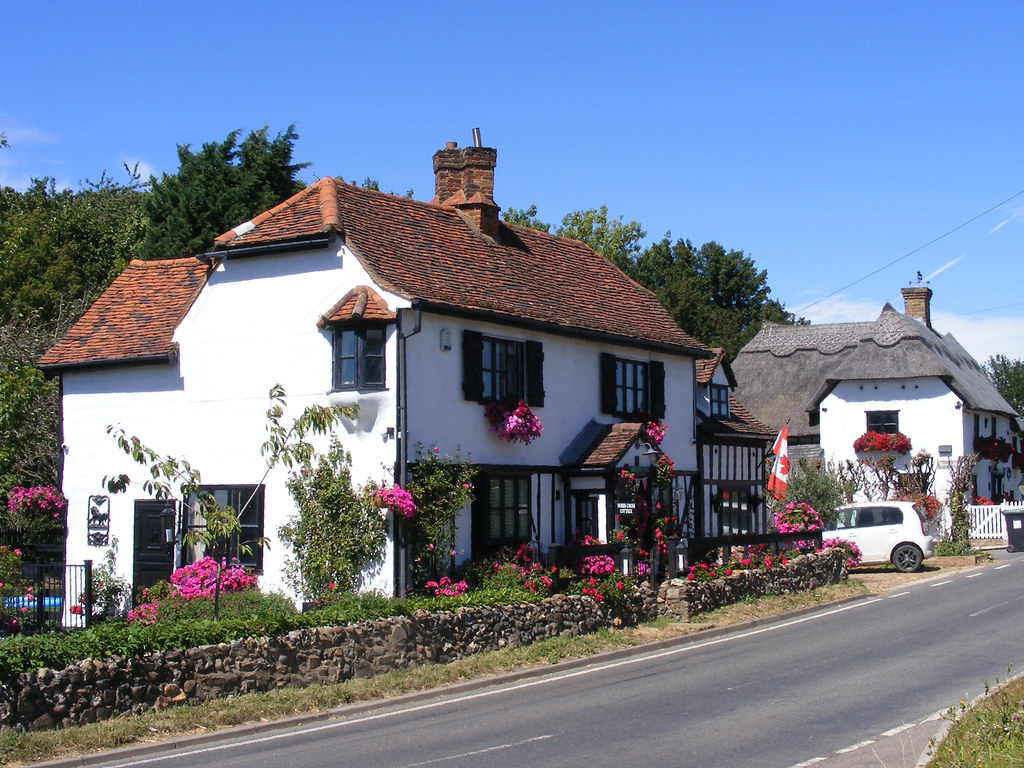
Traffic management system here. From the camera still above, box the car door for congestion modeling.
[853,506,902,562]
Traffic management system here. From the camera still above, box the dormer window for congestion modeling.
[333,326,386,390]
[710,384,730,417]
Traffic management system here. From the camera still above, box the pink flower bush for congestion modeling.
[372,485,417,518]
[485,399,543,444]
[6,486,66,540]
[821,537,863,568]
[169,557,259,599]
[424,575,468,596]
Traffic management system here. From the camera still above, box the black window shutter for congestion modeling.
[462,330,484,402]
[525,340,545,407]
[600,353,617,414]
[649,360,666,419]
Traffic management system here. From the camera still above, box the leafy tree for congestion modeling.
[143,125,308,260]
[281,438,387,599]
[775,457,858,526]
[556,206,646,274]
[0,173,146,323]
[502,205,551,232]
[652,239,799,357]
[984,355,1024,414]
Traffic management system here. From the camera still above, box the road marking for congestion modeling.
[930,580,953,587]
[969,593,1024,617]
[100,597,887,767]
[889,591,910,598]
[787,758,827,767]
[836,739,875,753]
[967,572,982,578]
[881,723,914,736]
[995,564,1012,570]
[403,734,553,767]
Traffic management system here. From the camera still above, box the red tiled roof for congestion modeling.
[39,259,208,370]
[318,285,396,326]
[700,395,775,439]
[215,179,708,354]
[696,347,737,387]
[576,422,647,468]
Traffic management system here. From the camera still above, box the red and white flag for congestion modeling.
[767,424,789,500]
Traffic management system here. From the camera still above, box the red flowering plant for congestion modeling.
[629,410,666,446]
[568,534,617,577]
[974,436,1014,463]
[484,397,543,444]
[853,432,911,455]
[566,572,634,608]
[1013,450,1024,471]
[424,575,468,597]
[463,543,553,597]
[897,491,941,521]
[5,485,66,543]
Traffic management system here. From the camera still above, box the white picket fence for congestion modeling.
[938,501,1024,542]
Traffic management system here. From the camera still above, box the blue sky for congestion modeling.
[4,1,1024,362]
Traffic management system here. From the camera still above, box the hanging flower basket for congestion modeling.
[629,410,666,446]
[973,436,1013,463]
[484,398,543,444]
[852,431,911,455]
[370,485,417,518]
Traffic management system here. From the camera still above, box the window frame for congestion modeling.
[481,336,525,402]
[865,410,899,435]
[332,324,387,391]
[600,353,666,418]
[710,384,730,417]
[183,485,265,571]
[462,331,544,406]
[473,474,532,551]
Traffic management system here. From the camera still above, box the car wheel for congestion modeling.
[892,544,923,573]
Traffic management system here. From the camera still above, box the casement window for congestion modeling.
[473,474,532,550]
[462,330,544,405]
[865,410,899,435]
[710,384,730,417]
[717,489,752,535]
[333,326,386,390]
[183,485,264,570]
[600,353,666,418]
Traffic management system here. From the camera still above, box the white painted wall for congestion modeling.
[59,237,702,600]
[817,377,1019,502]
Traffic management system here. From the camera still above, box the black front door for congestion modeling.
[133,500,176,592]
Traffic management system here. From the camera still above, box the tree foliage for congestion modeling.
[775,457,857,526]
[281,438,387,599]
[556,206,646,274]
[984,355,1024,415]
[502,205,551,233]
[0,174,147,323]
[143,125,308,259]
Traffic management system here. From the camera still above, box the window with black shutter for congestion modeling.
[600,353,665,417]
[462,330,544,406]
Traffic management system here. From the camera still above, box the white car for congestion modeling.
[827,501,935,573]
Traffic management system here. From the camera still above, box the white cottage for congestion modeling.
[40,140,710,598]
[732,287,1021,505]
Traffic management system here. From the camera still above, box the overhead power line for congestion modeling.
[796,187,1024,314]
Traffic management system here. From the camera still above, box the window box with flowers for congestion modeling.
[973,436,1013,463]
[853,431,911,455]
[484,397,543,445]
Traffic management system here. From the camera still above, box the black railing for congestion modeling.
[7,561,92,633]
[687,531,824,565]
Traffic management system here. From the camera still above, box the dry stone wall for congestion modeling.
[657,549,847,619]
[0,591,657,733]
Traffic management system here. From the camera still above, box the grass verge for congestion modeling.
[0,578,866,766]
[925,671,1024,768]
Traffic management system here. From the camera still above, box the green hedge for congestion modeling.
[0,587,544,683]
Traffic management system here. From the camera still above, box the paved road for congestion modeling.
[42,550,1024,768]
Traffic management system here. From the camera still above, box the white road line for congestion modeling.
[969,594,1024,617]
[995,564,1012,570]
[881,723,914,737]
[787,757,828,767]
[930,580,953,587]
[403,734,553,767]
[103,597,886,767]
[836,739,875,753]
[889,591,911,598]
[967,573,983,578]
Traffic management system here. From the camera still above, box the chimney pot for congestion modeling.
[446,141,458,148]
[432,142,500,237]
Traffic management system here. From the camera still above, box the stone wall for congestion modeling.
[657,549,847,620]
[0,591,658,733]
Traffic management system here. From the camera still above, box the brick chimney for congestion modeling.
[432,142,500,238]
[901,286,933,328]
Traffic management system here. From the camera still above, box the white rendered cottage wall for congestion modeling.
[62,241,408,599]
[818,377,963,500]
